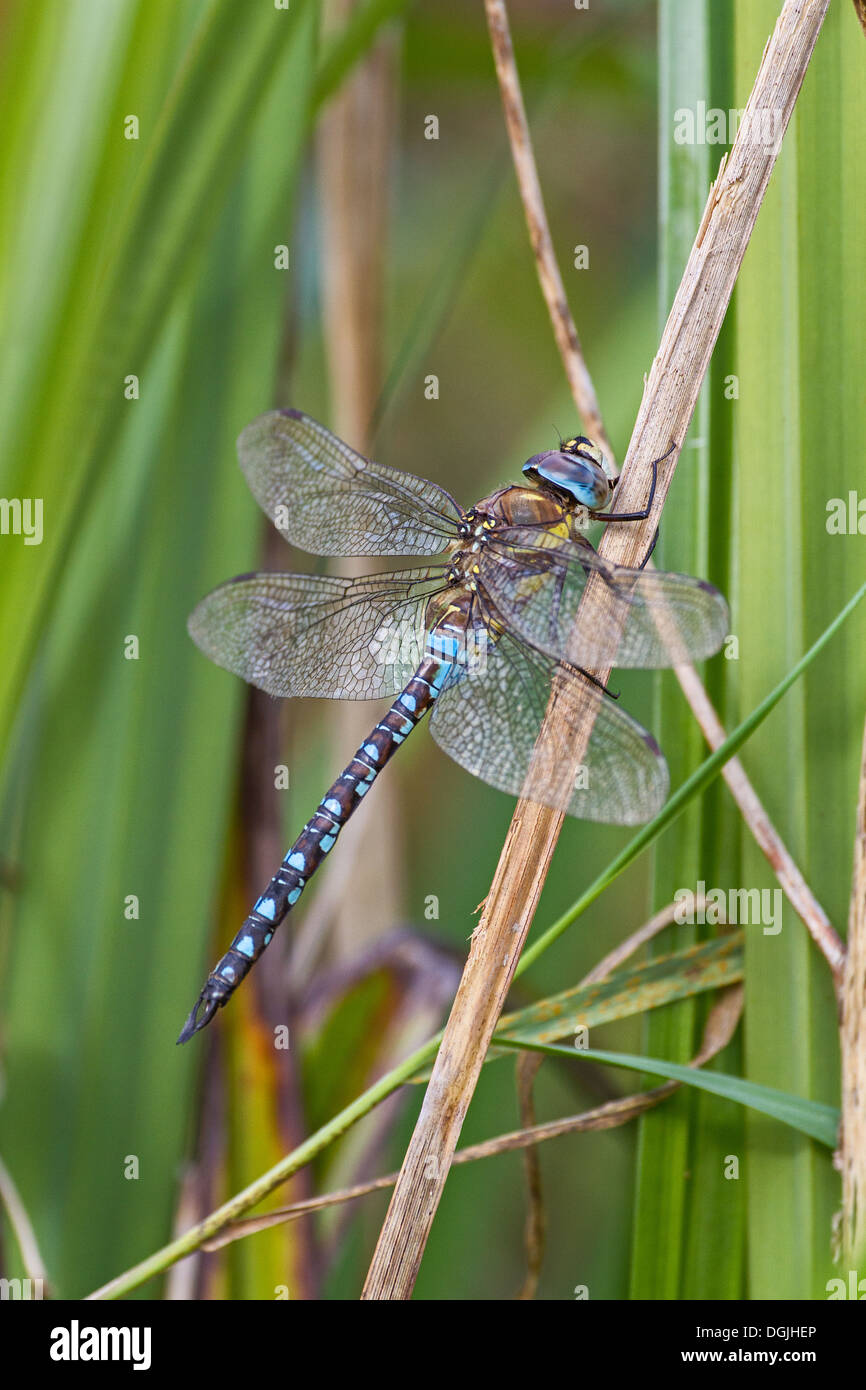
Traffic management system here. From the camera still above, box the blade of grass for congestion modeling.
[500,934,742,1042]
[493,1040,840,1149]
[0,0,315,763]
[631,0,742,1302]
[410,933,744,1081]
[734,0,866,1299]
[0,2,318,1297]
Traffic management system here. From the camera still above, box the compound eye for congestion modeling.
[522,448,609,510]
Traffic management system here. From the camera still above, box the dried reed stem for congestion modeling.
[315,0,402,962]
[362,0,831,1300]
[515,1052,545,1299]
[674,663,844,984]
[481,0,614,467]
[840,720,866,1270]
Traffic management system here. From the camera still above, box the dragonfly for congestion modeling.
[178,409,728,1042]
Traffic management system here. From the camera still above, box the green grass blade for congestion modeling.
[0,0,314,763]
[733,0,866,1299]
[0,2,318,1298]
[632,0,743,1302]
[493,1040,840,1149]
[410,934,743,1083]
[500,934,742,1042]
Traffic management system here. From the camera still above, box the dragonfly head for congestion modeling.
[522,437,612,510]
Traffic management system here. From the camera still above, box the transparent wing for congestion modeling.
[237,410,463,556]
[477,528,728,669]
[429,628,668,825]
[189,568,445,700]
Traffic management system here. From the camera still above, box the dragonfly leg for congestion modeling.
[591,440,677,523]
[638,526,659,570]
[572,664,620,701]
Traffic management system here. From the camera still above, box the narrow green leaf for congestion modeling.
[0,0,313,762]
[0,1,318,1298]
[501,933,742,1041]
[634,0,743,1303]
[410,934,743,1083]
[493,1040,840,1149]
[733,0,865,1300]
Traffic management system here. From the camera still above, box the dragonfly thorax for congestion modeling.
[448,485,575,588]
[469,484,571,532]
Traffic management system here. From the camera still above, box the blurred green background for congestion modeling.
[0,0,863,1300]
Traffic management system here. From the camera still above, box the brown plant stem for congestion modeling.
[674,662,844,985]
[313,0,402,965]
[840,719,866,1271]
[515,1051,545,1299]
[483,0,613,468]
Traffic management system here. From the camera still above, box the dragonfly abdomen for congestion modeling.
[177,645,455,1043]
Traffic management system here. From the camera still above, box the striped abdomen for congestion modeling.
[177,629,461,1042]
